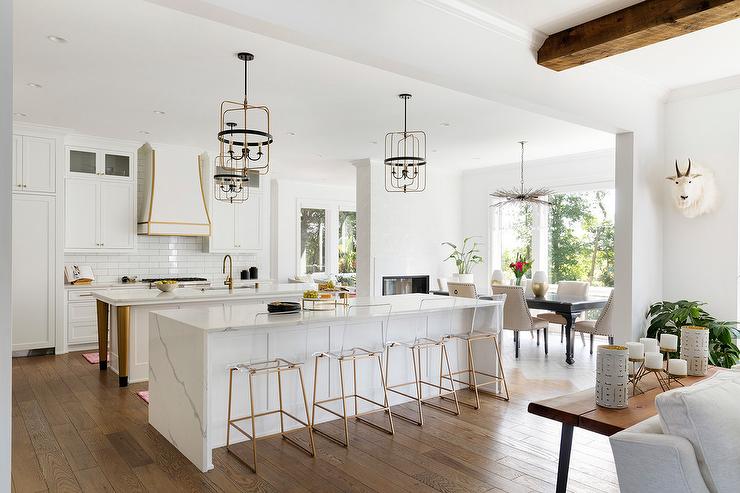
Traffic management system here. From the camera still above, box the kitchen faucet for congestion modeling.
[223,254,233,291]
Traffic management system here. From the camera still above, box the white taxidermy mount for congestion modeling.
[665,159,718,218]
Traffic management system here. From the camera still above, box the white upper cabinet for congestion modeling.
[206,191,264,253]
[67,146,132,179]
[99,181,135,249]
[13,134,56,193]
[65,178,98,250]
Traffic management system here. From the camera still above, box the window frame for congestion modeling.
[296,199,356,277]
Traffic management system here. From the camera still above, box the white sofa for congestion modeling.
[610,371,740,493]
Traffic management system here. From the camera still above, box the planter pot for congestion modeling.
[595,345,629,409]
[455,273,474,284]
[680,326,709,376]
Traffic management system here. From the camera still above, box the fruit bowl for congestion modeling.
[154,280,178,292]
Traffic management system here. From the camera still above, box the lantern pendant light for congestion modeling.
[490,141,553,207]
[384,93,427,193]
[214,52,273,204]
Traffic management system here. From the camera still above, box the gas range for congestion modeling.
[137,277,211,288]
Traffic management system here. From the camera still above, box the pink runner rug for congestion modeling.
[82,352,109,364]
[136,390,149,404]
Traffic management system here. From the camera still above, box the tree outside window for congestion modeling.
[338,211,356,274]
[299,208,326,274]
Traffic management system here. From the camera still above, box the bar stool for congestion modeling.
[226,311,315,473]
[384,297,460,426]
[441,293,509,409]
[311,302,394,447]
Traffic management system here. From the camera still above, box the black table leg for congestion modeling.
[562,311,579,365]
[556,423,574,493]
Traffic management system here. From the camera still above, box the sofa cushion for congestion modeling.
[655,371,740,492]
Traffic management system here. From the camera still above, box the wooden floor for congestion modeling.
[11,329,619,492]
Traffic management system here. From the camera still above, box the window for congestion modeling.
[298,203,356,285]
[490,189,614,287]
[299,208,326,275]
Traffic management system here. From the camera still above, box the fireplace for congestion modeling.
[381,275,430,296]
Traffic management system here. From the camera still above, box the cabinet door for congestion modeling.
[210,198,236,251]
[99,181,134,249]
[12,194,55,350]
[22,136,56,193]
[235,194,262,250]
[67,302,98,345]
[68,148,98,176]
[12,135,22,190]
[65,179,99,250]
[103,152,131,178]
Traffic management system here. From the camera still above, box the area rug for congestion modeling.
[82,352,109,364]
[136,390,149,404]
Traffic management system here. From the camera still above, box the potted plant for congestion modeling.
[442,237,483,284]
[646,300,740,368]
[508,253,532,286]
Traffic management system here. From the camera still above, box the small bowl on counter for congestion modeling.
[154,280,178,292]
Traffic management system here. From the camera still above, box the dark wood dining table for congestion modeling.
[430,290,608,365]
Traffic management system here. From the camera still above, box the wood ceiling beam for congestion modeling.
[538,0,740,71]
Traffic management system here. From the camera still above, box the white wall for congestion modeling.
[355,159,462,296]
[461,148,615,289]
[664,89,740,321]
[1,0,12,486]
[270,178,355,283]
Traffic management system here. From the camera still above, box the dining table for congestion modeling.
[430,290,609,364]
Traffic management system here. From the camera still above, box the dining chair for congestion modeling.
[537,281,590,344]
[490,285,549,358]
[446,281,477,298]
[573,289,615,354]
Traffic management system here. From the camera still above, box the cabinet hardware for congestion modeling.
[79,293,93,297]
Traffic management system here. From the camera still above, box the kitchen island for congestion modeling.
[148,294,503,471]
[92,283,313,386]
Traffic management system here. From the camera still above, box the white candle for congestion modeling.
[645,352,663,370]
[626,342,644,360]
[660,333,678,351]
[668,359,688,376]
[640,337,659,354]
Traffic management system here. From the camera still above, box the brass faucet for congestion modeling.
[223,254,233,290]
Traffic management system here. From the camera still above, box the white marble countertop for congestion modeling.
[152,294,502,332]
[91,283,313,306]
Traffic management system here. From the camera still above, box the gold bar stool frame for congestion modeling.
[226,311,315,473]
[311,302,394,447]
[384,297,460,426]
[441,293,509,409]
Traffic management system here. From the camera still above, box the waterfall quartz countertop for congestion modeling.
[151,294,502,332]
[90,283,314,306]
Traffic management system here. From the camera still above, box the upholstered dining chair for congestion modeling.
[573,289,615,354]
[537,281,590,344]
[490,285,549,358]
[446,281,478,299]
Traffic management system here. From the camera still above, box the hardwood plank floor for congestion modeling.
[11,329,618,492]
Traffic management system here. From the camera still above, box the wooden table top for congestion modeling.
[528,367,720,436]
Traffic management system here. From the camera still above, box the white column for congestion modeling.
[1,0,13,486]
[353,159,374,296]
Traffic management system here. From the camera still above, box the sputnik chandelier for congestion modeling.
[214,52,273,203]
[490,141,552,207]
[385,93,427,193]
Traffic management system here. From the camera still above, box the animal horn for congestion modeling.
[675,160,681,177]
[687,158,691,176]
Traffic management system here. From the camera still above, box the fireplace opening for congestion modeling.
[381,275,430,296]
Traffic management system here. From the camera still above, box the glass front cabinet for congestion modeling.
[67,146,132,179]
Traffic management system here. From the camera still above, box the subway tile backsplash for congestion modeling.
[63,235,263,283]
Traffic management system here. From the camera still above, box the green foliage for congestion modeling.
[646,300,740,368]
[338,211,356,274]
[300,208,326,274]
[442,236,484,274]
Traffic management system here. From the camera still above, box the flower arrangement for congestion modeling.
[509,253,532,285]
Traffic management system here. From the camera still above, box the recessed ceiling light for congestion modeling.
[153,110,166,115]
[287,132,296,136]
[13,112,27,118]
[432,149,438,153]
[440,122,451,127]
[26,82,42,89]
[47,35,67,44]
[472,157,481,160]
[370,140,378,145]
[138,130,150,135]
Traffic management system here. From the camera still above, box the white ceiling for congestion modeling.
[452,0,740,91]
[12,0,615,185]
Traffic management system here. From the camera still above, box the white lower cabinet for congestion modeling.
[67,301,98,346]
[12,194,56,351]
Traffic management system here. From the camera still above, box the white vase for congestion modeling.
[595,345,629,409]
[455,273,474,284]
[680,326,709,376]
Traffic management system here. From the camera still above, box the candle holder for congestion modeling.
[628,357,648,395]
[656,370,685,392]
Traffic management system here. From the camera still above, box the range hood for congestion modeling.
[137,143,211,236]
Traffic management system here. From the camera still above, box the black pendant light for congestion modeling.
[214,52,273,204]
[384,93,427,193]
